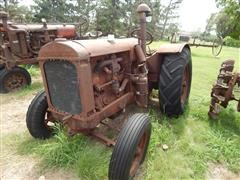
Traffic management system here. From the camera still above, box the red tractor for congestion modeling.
[0,11,81,93]
[26,4,192,179]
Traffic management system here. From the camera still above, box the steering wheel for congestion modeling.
[130,29,153,45]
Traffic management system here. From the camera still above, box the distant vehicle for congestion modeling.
[0,12,83,93]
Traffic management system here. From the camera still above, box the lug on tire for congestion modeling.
[158,47,192,116]
[109,113,151,180]
[26,91,54,139]
[0,66,31,93]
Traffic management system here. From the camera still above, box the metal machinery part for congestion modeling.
[36,3,190,143]
[0,11,85,92]
[26,3,192,179]
[0,11,79,69]
[170,33,223,56]
[208,60,240,119]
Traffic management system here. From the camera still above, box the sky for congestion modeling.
[178,0,218,32]
[19,0,219,33]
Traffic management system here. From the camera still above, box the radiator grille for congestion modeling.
[44,60,82,114]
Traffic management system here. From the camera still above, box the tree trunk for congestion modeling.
[160,0,172,39]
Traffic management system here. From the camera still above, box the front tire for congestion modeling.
[109,113,151,180]
[0,66,31,93]
[26,91,54,139]
[158,47,192,116]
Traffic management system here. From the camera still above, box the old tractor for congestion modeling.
[26,4,192,180]
[0,11,81,93]
[208,60,240,119]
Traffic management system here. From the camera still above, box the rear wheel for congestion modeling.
[158,47,192,116]
[26,91,54,139]
[109,113,151,180]
[0,66,31,93]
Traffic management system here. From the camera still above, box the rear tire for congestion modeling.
[0,66,31,93]
[158,47,192,116]
[109,113,151,180]
[26,91,54,139]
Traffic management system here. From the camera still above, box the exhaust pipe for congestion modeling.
[136,4,151,55]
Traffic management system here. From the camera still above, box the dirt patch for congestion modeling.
[206,163,240,180]
[0,94,34,135]
[0,90,79,180]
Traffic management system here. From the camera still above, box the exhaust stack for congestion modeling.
[136,4,151,55]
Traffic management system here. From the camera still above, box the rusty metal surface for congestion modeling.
[31,3,193,154]
[0,12,79,70]
[37,7,192,132]
[208,60,240,119]
[38,40,89,59]
[157,43,190,54]
[38,40,137,130]
[74,38,138,57]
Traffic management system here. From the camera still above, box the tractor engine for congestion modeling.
[38,38,149,131]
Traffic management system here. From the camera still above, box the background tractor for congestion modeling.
[0,11,85,93]
[26,3,192,179]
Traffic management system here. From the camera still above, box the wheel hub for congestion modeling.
[129,132,148,176]
[4,72,28,91]
[181,65,190,104]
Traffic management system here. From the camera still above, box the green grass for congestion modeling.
[4,126,111,180]
[2,43,240,179]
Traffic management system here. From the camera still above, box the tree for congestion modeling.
[215,0,240,39]
[0,0,33,22]
[204,13,217,37]
[0,0,183,40]
[159,0,182,39]
[32,0,70,22]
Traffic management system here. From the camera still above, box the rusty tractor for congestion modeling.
[0,11,85,93]
[208,60,240,119]
[26,4,192,179]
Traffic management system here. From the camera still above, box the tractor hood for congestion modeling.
[38,38,138,61]
[11,24,75,31]
[8,24,77,38]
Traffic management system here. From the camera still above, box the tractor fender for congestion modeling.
[157,43,190,54]
[147,43,190,85]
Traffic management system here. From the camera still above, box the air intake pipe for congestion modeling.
[136,3,151,55]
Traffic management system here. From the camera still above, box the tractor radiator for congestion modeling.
[44,60,82,114]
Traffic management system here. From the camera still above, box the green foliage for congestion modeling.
[215,0,240,39]
[0,0,33,22]
[32,0,70,22]
[16,125,111,179]
[1,0,182,39]
[224,36,240,47]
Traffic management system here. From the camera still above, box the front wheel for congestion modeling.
[109,113,151,180]
[26,91,54,139]
[0,66,31,93]
[158,47,192,116]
